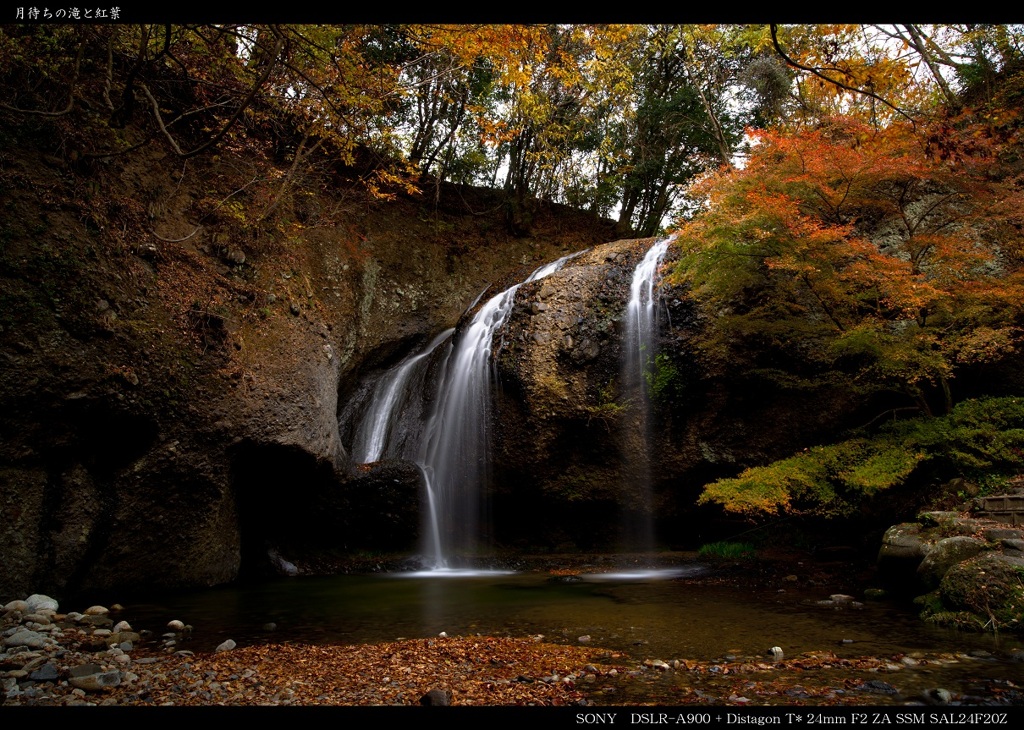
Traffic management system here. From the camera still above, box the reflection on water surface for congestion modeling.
[121,567,1015,666]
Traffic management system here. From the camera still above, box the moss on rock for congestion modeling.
[916,535,988,590]
[938,553,1024,631]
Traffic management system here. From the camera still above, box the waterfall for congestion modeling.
[624,238,671,390]
[417,253,581,568]
[346,252,582,570]
[349,328,454,464]
[620,238,670,552]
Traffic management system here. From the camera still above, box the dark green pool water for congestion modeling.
[118,567,1017,668]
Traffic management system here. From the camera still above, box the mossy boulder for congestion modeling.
[878,502,1024,630]
[938,553,1024,631]
[916,536,988,590]
[877,522,932,585]
[879,522,930,561]
[917,511,962,528]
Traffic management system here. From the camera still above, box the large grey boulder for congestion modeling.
[3,629,48,649]
[877,523,932,582]
[917,536,987,590]
[25,594,58,613]
[939,553,1024,630]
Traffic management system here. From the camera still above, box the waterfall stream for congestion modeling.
[349,328,454,464]
[417,252,581,568]
[347,252,582,570]
[619,238,671,552]
[623,238,670,390]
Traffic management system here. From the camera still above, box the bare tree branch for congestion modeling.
[140,32,286,159]
[0,35,84,117]
[770,24,917,126]
[902,25,962,111]
[151,226,202,243]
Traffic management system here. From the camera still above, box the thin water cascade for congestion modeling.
[619,237,671,554]
[349,329,454,464]
[417,252,582,569]
[624,238,670,389]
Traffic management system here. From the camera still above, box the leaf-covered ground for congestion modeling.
[5,627,1022,706]
[117,636,626,706]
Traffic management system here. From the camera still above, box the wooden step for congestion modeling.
[976,494,1024,526]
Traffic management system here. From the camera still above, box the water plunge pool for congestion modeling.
[115,562,1021,704]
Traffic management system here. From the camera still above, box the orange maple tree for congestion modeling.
[671,116,1024,416]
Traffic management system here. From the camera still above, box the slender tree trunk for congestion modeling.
[902,25,962,112]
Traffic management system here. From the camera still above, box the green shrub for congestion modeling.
[697,541,757,560]
[645,353,683,403]
[699,397,1024,517]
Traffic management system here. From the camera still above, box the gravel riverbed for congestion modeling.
[2,593,626,706]
[4,593,1022,706]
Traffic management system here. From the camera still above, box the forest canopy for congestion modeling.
[3,23,1021,228]
[3,24,1022,232]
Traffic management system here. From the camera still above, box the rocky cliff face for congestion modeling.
[0,126,616,599]
[491,238,868,550]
